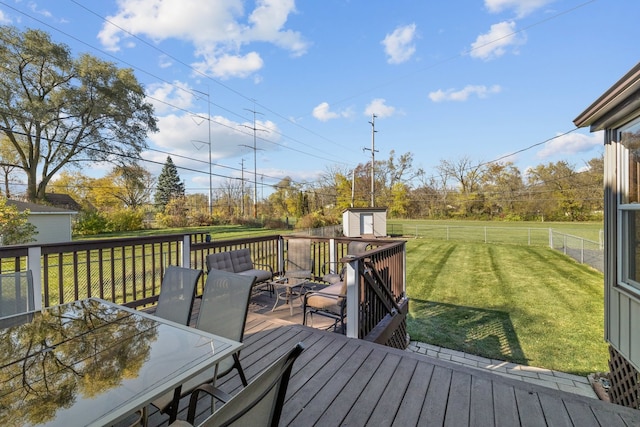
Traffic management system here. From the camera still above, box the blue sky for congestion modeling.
[1,0,638,197]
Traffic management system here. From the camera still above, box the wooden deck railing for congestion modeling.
[0,233,408,349]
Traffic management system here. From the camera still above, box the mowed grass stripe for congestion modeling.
[405,239,608,375]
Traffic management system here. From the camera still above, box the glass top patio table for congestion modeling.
[0,297,242,427]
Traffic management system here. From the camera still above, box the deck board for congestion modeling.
[513,387,546,427]
[445,370,472,426]
[392,358,433,426]
[420,365,452,425]
[469,376,494,427]
[371,356,418,426]
[144,309,640,427]
[344,352,404,425]
[318,347,388,425]
[538,394,574,427]
[492,381,520,427]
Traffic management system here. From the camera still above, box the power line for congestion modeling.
[0,0,603,200]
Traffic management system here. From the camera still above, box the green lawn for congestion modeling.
[389,219,603,242]
[405,238,608,376]
[74,224,289,240]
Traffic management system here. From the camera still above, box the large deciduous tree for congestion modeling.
[105,165,155,209]
[0,26,157,202]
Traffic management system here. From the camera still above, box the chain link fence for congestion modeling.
[549,230,603,272]
[387,224,604,273]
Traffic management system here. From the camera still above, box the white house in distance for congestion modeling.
[574,62,640,408]
[342,207,387,238]
[5,199,76,245]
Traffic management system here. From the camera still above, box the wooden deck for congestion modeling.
[142,295,640,427]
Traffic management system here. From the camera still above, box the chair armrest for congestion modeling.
[252,262,273,273]
[321,261,340,275]
[303,289,346,304]
[187,384,233,423]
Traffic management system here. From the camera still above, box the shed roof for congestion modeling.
[5,199,77,214]
[44,193,83,211]
[343,207,387,213]
[574,62,640,131]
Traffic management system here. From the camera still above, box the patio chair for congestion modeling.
[154,266,203,326]
[321,241,371,284]
[303,279,347,333]
[204,252,235,273]
[170,342,305,427]
[0,271,35,319]
[284,238,313,280]
[152,269,256,422]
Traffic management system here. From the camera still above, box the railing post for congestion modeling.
[278,237,285,274]
[402,241,407,297]
[182,235,191,268]
[328,238,337,274]
[27,246,42,311]
[345,259,358,339]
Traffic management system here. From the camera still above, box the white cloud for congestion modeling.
[364,98,396,118]
[97,0,307,79]
[312,102,352,122]
[381,23,417,64]
[27,3,53,19]
[158,55,173,69]
[485,0,555,18]
[536,131,602,159]
[469,21,526,61]
[148,113,280,164]
[246,0,307,57]
[146,81,196,115]
[428,85,502,102]
[193,52,264,80]
[0,10,10,24]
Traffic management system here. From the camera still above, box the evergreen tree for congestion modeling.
[154,156,185,210]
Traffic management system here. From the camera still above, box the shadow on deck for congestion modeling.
[140,291,640,427]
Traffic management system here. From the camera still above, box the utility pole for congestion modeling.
[192,88,213,215]
[242,105,267,219]
[363,114,378,207]
[240,158,245,217]
[351,168,355,208]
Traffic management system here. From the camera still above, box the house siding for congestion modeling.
[28,214,73,244]
[576,64,640,373]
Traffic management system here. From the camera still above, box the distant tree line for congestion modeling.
[265,152,604,226]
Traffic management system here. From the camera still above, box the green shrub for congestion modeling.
[0,198,37,244]
[107,209,144,232]
[295,211,339,229]
[74,211,110,235]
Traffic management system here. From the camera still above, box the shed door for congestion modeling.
[360,213,373,234]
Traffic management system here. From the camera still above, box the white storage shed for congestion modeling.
[5,200,76,245]
[342,207,387,238]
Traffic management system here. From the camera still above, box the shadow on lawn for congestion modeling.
[410,299,528,365]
